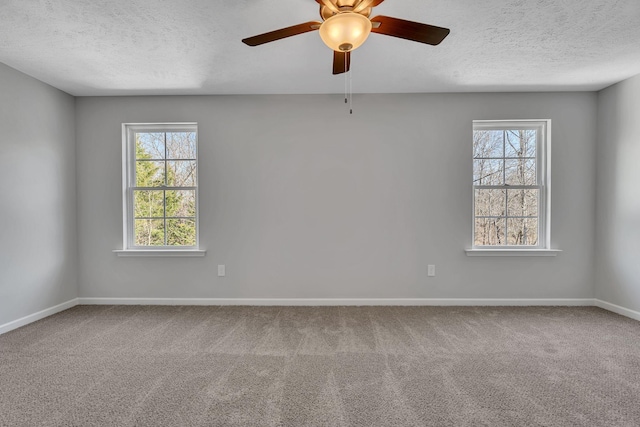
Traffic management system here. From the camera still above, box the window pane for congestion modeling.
[475,189,506,217]
[126,125,199,249]
[167,219,196,246]
[507,189,538,217]
[134,190,164,218]
[167,161,197,187]
[504,129,536,158]
[472,121,546,249]
[473,159,504,185]
[136,132,165,159]
[473,130,503,158]
[505,158,536,185]
[165,190,196,217]
[166,132,196,159]
[136,160,165,187]
[475,218,506,246]
[507,218,538,246]
[135,219,164,246]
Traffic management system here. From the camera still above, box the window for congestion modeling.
[472,120,550,249]
[121,123,199,251]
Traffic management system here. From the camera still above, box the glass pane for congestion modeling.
[165,190,196,217]
[135,132,165,159]
[135,219,165,246]
[475,218,506,246]
[167,219,196,246]
[473,159,504,185]
[507,218,538,246]
[136,160,165,187]
[504,129,536,158]
[505,158,536,185]
[473,130,503,158]
[507,189,538,217]
[475,189,506,217]
[134,190,164,218]
[166,132,196,159]
[167,161,197,187]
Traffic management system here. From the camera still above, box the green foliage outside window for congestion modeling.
[133,133,196,246]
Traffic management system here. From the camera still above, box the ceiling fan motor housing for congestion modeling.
[320,0,372,21]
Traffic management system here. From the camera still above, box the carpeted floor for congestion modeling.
[0,306,639,426]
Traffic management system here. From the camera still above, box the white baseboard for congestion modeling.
[0,298,79,335]
[595,299,640,321]
[3,298,635,336]
[77,297,596,307]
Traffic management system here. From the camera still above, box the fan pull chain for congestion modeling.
[344,56,348,104]
[349,62,353,114]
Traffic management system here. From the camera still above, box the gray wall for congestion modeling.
[596,75,640,312]
[76,93,597,300]
[0,63,77,325]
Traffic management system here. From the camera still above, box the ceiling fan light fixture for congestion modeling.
[319,12,372,52]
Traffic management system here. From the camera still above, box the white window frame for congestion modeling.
[467,119,559,256]
[115,123,204,257]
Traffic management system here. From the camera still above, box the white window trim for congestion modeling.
[113,249,206,257]
[114,123,204,256]
[468,119,557,255]
[465,249,561,257]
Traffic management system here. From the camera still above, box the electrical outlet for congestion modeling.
[427,265,436,277]
[218,265,225,277]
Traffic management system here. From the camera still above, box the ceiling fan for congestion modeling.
[242,0,450,75]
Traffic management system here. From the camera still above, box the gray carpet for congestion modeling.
[1,306,639,426]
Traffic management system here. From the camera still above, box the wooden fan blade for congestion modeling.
[242,21,322,46]
[370,15,450,45]
[333,50,351,75]
[352,0,385,14]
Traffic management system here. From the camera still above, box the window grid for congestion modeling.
[132,132,197,246]
[123,123,199,250]
[472,121,549,249]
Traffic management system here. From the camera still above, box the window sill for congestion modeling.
[465,249,561,257]
[113,249,206,257]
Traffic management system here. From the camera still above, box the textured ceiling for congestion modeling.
[1,0,639,96]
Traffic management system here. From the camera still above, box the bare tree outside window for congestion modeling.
[472,121,549,248]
